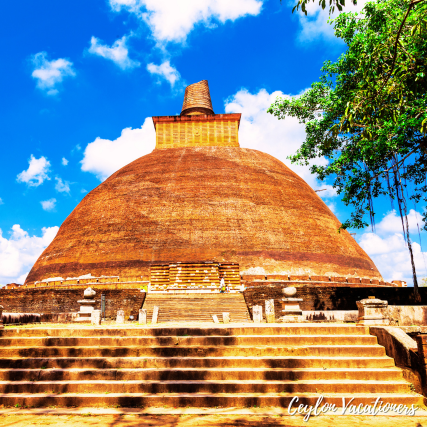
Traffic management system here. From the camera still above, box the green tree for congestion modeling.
[291,0,357,15]
[269,0,427,293]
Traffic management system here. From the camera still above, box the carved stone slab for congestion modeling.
[139,309,147,325]
[253,305,262,323]
[116,310,125,323]
[152,306,159,324]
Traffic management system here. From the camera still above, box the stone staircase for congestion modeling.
[143,293,250,322]
[0,325,424,408]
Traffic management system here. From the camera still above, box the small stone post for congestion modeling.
[280,287,303,323]
[253,306,262,323]
[139,309,147,325]
[265,299,275,323]
[152,306,159,324]
[356,297,390,325]
[212,314,219,324]
[75,287,97,322]
[116,309,125,323]
[91,310,101,326]
[223,312,230,324]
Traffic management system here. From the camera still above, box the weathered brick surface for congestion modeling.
[243,285,427,319]
[0,288,146,319]
[25,147,382,286]
[181,80,214,116]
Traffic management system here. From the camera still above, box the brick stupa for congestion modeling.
[25,80,382,287]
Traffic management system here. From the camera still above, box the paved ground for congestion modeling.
[1,413,427,426]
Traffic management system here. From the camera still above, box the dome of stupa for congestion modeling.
[25,82,381,285]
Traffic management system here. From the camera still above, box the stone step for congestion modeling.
[0,356,396,369]
[144,302,245,305]
[0,379,412,394]
[170,278,239,281]
[0,335,378,347]
[145,303,248,306]
[0,368,404,382]
[0,392,422,408]
[0,345,386,358]
[0,326,372,337]
[147,316,248,322]
[0,323,422,409]
[143,293,244,304]
[142,293,250,322]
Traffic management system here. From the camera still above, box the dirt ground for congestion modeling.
[1,414,427,427]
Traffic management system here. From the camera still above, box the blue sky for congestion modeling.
[0,0,426,286]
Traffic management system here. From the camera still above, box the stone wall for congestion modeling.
[370,327,424,395]
[415,335,427,396]
[243,284,427,320]
[0,288,146,319]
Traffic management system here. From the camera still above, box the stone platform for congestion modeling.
[0,323,424,408]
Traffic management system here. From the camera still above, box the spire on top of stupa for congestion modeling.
[181,80,214,116]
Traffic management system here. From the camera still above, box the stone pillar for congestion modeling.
[223,312,230,324]
[116,310,125,324]
[152,306,159,324]
[0,305,3,329]
[265,299,275,323]
[280,287,303,323]
[253,306,262,323]
[356,297,390,325]
[212,314,219,324]
[139,309,147,325]
[91,310,101,326]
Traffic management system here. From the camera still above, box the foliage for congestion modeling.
[269,0,427,290]
[421,277,427,287]
[291,0,357,15]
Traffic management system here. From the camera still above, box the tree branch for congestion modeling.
[368,149,417,182]
[380,1,418,91]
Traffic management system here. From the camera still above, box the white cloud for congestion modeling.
[81,117,156,181]
[224,88,332,194]
[375,209,424,235]
[54,177,71,194]
[0,197,3,205]
[17,155,51,187]
[327,202,336,213]
[0,225,59,286]
[359,232,427,284]
[147,61,181,87]
[31,51,75,95]
[295,0,368,43]
[16,272,29,285]
[88,35,140,69]
[40,198,56,211]
[62,157,69,166]
[358,209,427,284]
[109,0,263,43]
